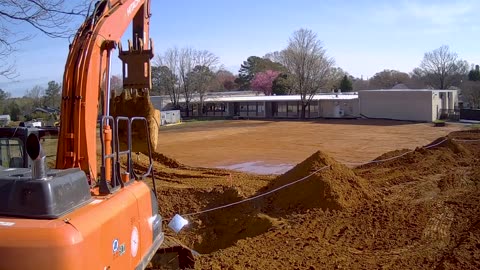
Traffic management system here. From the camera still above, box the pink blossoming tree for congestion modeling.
[251,70,280,95]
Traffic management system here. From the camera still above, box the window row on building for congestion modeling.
[176,99,359,119]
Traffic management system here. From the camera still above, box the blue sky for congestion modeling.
[1,0,479,97]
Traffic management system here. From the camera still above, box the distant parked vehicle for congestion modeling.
[0,115,11,127]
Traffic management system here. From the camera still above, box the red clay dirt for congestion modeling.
[259,150,376,215]
[155,119,463,169]
[139,121,479,269]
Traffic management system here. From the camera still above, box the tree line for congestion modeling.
[1,27,479,121]
[0,1,479,120]
[152,28,480,118]
[0,81,61,121]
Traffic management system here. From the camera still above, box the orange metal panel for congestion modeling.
[0,181,156,270]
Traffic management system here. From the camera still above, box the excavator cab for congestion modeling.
[0,127,59,169]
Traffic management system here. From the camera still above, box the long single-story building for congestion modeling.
[359,89,458,122]
[152,93,359,119]
[151,88,459,122]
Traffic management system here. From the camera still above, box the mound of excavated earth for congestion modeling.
[131,129,480,269]
[194,130,480,269]
[260,150,375,215]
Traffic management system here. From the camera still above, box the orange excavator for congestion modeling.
[0,0,194,269]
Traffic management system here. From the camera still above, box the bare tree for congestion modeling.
[180,48,219,116]
[325,67,348,91]
[190,50,219,115]
[0,0,88,78]
[369,69,410,89]
[178,47,195,116]
[189,66,217,115]
[156,47,220,114]
[215,69,237,90]
[24,85,45,108]
[194,50,220,69]
[280,28,334,118]
[417,45,469,89]
[110,75,123,96]
[352,78,370,91]
[263,51,283,63]
[155,48,181,107]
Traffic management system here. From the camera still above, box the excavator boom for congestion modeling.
[56,0,158,180]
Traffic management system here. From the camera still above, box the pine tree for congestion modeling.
[339,75,353,92]
[44,81,61,108]
[468,65,480,81]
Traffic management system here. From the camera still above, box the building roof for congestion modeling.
[360,89,457,93]
[33,107,60,114]
[200,94,358,103]
[152,93,358,104]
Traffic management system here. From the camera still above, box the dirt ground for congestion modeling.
[155,119,463,170]
[137,120,480,269]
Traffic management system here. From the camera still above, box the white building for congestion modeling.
[151,89,459,122]
[359,89,458,122]
[152,93,359,119]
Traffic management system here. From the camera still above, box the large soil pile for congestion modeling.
[192,130,480,269]
[110,90,160,154]
[356,136,475,191]
[135,129,480,269]
[260,150,375,214]
[364,137,469,170]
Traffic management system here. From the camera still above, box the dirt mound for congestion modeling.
[145,129,480,268]
[110,90,160,155]
[448,129,480,140]
[260,150,374,214]
[426,137,470,155]
[158,186,280,254]
[153,130,480,269]
[129,151,182,170]
[162,150,375,254]
[151,152,182,168]
[373,148,411,162]
[359,137,471,173]
[437,170,470,192]
[355,136,477,194]
[198,189,480,269]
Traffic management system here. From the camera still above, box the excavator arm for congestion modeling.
[56,0,153,181]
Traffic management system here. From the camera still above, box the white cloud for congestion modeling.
[367,0,477,27]
[404,0,476,25]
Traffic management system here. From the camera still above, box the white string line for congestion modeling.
[177,165,331,218]
[166,136,478,220]
[340,137,480,166]
[451,138,480,142]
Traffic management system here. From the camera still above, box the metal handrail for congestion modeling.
[130,117,154,179]
[99,115,157,195]
[130,117,157,195]
[114,116,132,188]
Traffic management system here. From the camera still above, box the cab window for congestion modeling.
[0,138,24,168]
